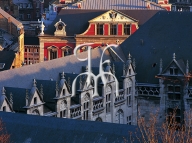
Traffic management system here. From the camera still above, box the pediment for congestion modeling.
[89,10,138,23]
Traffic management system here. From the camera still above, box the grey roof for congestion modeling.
[24,37,39,45]
[120,11,192,84]
[0,111,139,143]
[0,51,15,71]
[45,9,160,36]
[0,47,112,90]
[64,0,165,10]
[4,87,29,113]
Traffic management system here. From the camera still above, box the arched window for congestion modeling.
[95,117,102,122]
[106,85,111,113]
[62,46,73,57]
[116,109,124,124]
[32,109,40,115]
[83,93,90,120]
[60,100,67,118]
[126,78,132,106]
[48,46,58,60]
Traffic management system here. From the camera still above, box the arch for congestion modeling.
[116,109,124,124]
[32,109,40,115]
[47,45,58,60]
[61,45,73,56]
[84,93,90,101]
[95,117,102,122]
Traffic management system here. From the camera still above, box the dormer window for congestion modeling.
[3,106,6,111]
[34,97,37,104]
[124,24,130,35]
[54,19,66,36]
[97,24,103,35]
[170,67,178,75]
[58,24,63,30]
[110,24,117,35]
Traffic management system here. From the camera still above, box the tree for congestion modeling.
[0,118,10,143]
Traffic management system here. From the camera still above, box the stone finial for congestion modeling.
[85,66,88,72]
[26,89,29,106]
[113,63,115,75]
[160,58,163,73]
[186,60,189,75]
[40,21,45,35]
[128,53,131,60]
[40,84,44,96]
[2,87,5,95]
[133,58,136,70]
[61,71,65,79]
[123,62,126,76]
[173,53,176,60]
[56,81,59,91]
[10,92,13,105]
[33,79,36,87]
[26,89,29,100]
[59,18,62,22]
[68,77,71,90]
[79,75,83,90]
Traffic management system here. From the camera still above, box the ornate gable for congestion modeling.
[89,10,138,23]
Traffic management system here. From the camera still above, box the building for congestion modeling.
[169,0,192,11]
[0,8,24,69]
[0,46,138,125]
[13,0,43,21]
[39,9,160,62]
[24,37,39,65]
[0,0,19,18]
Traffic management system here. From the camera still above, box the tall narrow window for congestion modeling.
[127,116,131,125]
[34,97,37,104]
[97,24,104,35]
[106,85,111,113]
[124,24,130,35]
[83,94,89,120]
[110,24,117,35]
[50,50,57,60]
[116,109,124,124]
[3,106,6,112]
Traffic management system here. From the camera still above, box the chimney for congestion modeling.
[146,1,150,9]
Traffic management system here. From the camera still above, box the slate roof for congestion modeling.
[0,51,15,71]
[45,9,160,36]
[0,47,113,90]
[24,37,39,45]
[4,87,29,113]
[0,111,139,143]
[120,11,192,84]
[64,0,165,10]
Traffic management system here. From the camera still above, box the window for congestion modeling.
[64,49,71,56]
[25,48,27,52]
[83,94,89,120]
[95,117,102,122]
[50,50,57,60]
[127,116,131,125]
[27,14,31,19]
[110,24,117,35]
[63,89,65,96]
[19,14,23,20]
[3,106,6,112]
[36,2,40,8]
[129,69,131,75]
[124,24,130,35]
[34,97,37,104]
[170,67,178,75]
[36,12,39,17]
[106,94,111,113]
[127,95,131,106]
[97,24,103,35]
[116,109,124,124]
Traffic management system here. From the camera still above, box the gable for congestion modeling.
[29,89,43,107]
[0,98,12,112]
[89,10,138,23]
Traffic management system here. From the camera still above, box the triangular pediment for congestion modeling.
[161,59,185,75]
[89,10,138,23]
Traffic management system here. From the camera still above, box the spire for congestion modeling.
[127,53,132,66]
[68,77,71,90]
[33,79,36,87]
[40,84,44,96]
[173,53,176,60]
[79,75,83,90]
[123,62,126,76]
[132,58,136,70]
[61,71,65,79]
[113,63,115,75]
[128,53,131,60]
[186,60,189,75]
[85,66,88,72]
[10,92,13,105]
[160,58,163,73]
[2,87,5,95]
[56,81,59,91]
[25,89,29,106]
[107,61,111,66]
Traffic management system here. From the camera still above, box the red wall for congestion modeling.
[104,24,108,35]
[84,24,95,35]
[118,24,122,35]
[131,24,137,34]
[44,43,75,60]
